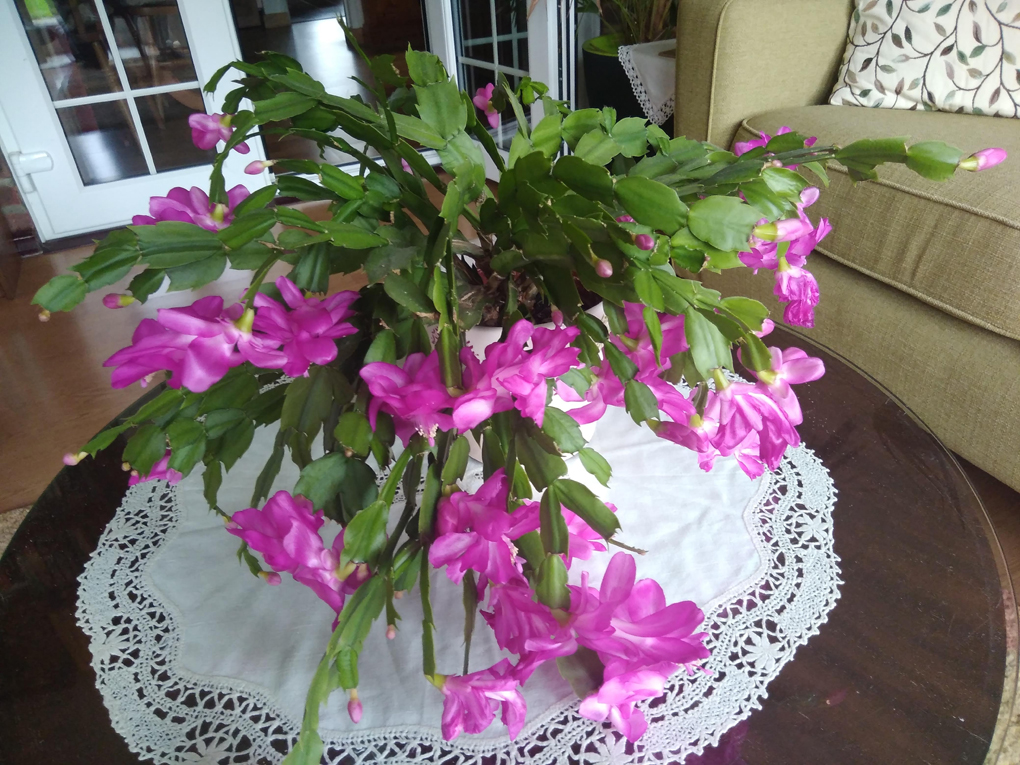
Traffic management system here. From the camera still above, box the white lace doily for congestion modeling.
[618,40,676,126]
[77,403,839,765]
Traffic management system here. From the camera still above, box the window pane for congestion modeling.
[56,100,148,185]
[14,0,123,101]
[135,89,214,173]
[103,0,199,91]
[457,0,494,64]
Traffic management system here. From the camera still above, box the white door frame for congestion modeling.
[0,0,269,242]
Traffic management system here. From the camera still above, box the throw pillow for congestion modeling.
[829,0,1019,118]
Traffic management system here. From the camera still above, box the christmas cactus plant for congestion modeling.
[34,27,1004,762]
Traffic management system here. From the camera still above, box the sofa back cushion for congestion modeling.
[737,106,1020,340]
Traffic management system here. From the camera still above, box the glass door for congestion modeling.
[0,0,267,241]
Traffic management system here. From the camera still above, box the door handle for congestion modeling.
[7,151,53,193]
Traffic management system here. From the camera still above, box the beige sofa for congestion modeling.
[674,0,1020,491]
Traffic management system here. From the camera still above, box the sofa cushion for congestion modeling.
[736,106,1020,341]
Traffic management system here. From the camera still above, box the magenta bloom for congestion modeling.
[960,147,1007,171]
[472,83,499,129]
[361,352,455,445]
[438,659,527,740]
[733,125,815,157]
[128,451,183,486]
[226,491,367,613]
[429,469,538,591]
[578,663,675,742]
[774,265,820,328]
[456,320,581,430]
[750,346,825,425]
[560,362,625,426]
[131,185,250,232]
[713,378,800,470]
[253,277,359,377]
[481,581,577,679]
[188,112,250,154]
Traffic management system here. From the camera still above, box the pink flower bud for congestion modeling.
[754,318,775,338]
[959,147,1007,171]
[386,624,396,639]
[401,159,412,173]
[753,218,813,243]
[102,293,136,309]
[595,259,613,278]
[63,451,87,466]
[258,571,282,585]
[348,690,363,723]
[393,590,404,599]
[244,159,274,175]
[635,234,655,251]
[615,215,635,223]
[38,309,51,322]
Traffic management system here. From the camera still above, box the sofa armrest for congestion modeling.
[675,0,852,147]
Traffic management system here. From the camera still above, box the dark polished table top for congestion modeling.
[0,327,1015,765]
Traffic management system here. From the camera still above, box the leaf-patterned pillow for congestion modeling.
[829,0,1020,118]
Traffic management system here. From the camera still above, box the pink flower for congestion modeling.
[188,112,250,154]
[559,362,624,426]
[131,185,250,232]
[226,491,367,613]
[713,377,800,470]
[960,147,1007,171]
[578,663,675,742]
[360,352,455,445]
[749,346,825,425]
[456,320,581,430]
[128,451,183,486]
[252,277,359,377]
[774,265,819,328]
[438,659,527,740]
[429,469,537,590]
[472,83,499,129]
[619,302,688,378]
[481,581,577,677]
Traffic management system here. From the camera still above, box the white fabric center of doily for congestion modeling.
[149,404,763,740]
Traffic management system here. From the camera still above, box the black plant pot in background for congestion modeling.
[582,34,643,119]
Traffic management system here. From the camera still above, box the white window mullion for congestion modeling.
[91,1,157,175]
[51,81,202,110]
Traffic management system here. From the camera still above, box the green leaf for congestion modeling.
[405,49,447,85]
[123,424,166,476]
[269,69,325,96]
[131,221,225,268]
[32,274,87,312]
[364,329,397,364]
[643,305,663,363]
[281,367,334,439]
[166,253,227,291]
[719,296,768,331]
[687,196,761,252]
[552,155,614,204]
[319,221,387,249]
[684,307,732,376]
[217,209,277,249]
[552,478,620,539]
[218,418,255,471]
[320,165,366,200]
[335,411,373,457]
[392,112,447,149]
[128,268,165,302]
[71,229,139,288]
[539,487,569,555]
[761,167,809,198]
[515,430,567,491]
[384,273,435,314]
[418,463,442,536]
[742,333,774,373]
[167,419,206,475]
[835,136,908,166]
[615,176,688,233]
[536,553,570,609]
[341,499,389,567]
[442,435,470,484]
[531,111,563,157]
[254,91,317,123]
[246,383,288,426]
[561,108,601,148]
[338,458,379,520]
[624,379,659,424]
[633,270,665,311]
[295,452,350,509]
[251,430,286,506]
[289,244,332,293]
[905,140,964,181]
[277,175,340,202]
[578,447,612,487]
[603,342,638,382]
[415,80,467,139]
[556,647,605,700]
[203,459,223,511]
[204,408,247,438]
[542,407,586,453]
[611,117,649,157]
[574,130,621,166]
[233,184,279,217]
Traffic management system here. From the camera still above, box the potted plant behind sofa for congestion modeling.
[578,0,676,119]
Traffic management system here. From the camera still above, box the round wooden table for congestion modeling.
[0,328,1015,764]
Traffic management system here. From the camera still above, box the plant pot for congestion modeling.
[582,33,644,119]
[464,302,605,462]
